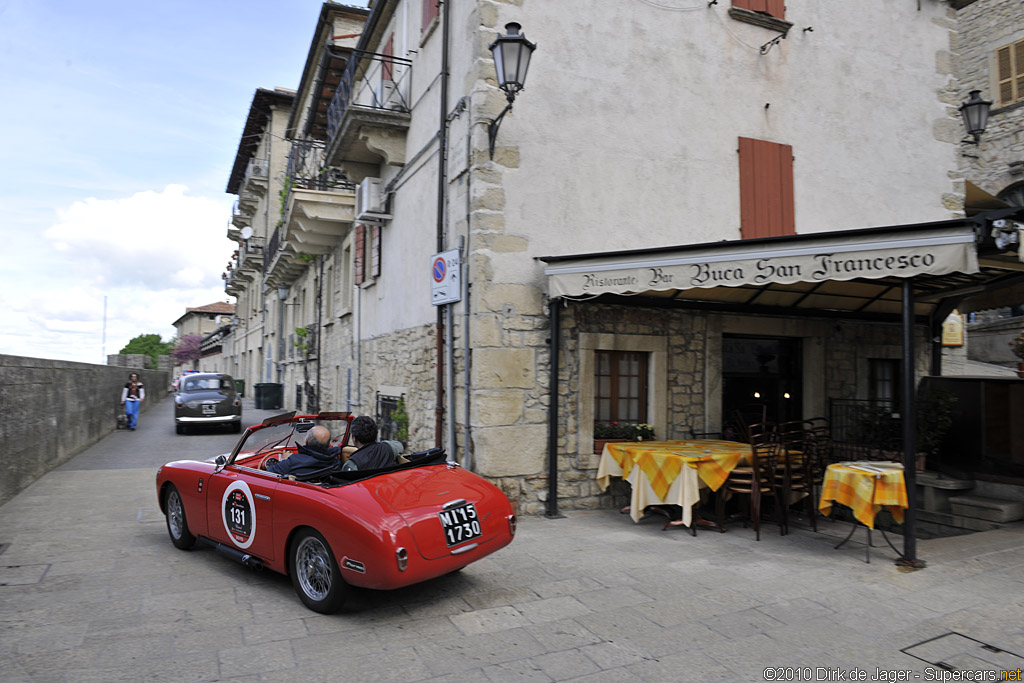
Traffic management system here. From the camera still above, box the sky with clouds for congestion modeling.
[0,0,368,364]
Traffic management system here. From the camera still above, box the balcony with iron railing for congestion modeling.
[223,265,244,297]
[264,139,358,287]
[237,235,265,273]
[230,198,253,232]
[325,49,412,167]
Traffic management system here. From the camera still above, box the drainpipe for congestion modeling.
[434,0,451,447]
[276,286,287,383]
[316,257,323,412]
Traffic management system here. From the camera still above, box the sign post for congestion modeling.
[431,249,461,305]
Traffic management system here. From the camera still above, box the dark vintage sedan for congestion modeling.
[174,373,241,434]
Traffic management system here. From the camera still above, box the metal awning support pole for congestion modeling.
[547,298,564,518]
[899,278,926,567]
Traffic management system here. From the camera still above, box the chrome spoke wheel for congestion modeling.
[295,536,332,602]
[168,490,184,539]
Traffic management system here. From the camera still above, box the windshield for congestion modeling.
[183,376,231,392]
[232,415,353,462]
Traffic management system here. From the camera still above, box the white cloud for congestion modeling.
[0,185,235,364]
[44,185,233,291]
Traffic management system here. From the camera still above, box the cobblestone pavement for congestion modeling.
[1,397,1023,682]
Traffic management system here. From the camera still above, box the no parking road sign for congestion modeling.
[431,249,461,305]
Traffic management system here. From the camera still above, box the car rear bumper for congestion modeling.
[175,415,241,424]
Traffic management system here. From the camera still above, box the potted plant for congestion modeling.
[1009,329,1024,378]
[593,421,656,453]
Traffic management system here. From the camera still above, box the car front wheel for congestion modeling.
[289,528,347,614]
[164,484,196,550]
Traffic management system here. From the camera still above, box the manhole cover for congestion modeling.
[902,632,1024,674]
[0,564,50,586]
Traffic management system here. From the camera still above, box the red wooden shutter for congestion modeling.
[422,0,438,33]
[382,35,394,83]
[738,137,795,239]
[732,0,785,19]
[371,225,381,278]
[354,224,365,285]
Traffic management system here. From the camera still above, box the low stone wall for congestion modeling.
[0,355,168,507]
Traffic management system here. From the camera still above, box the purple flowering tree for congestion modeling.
[171,335,203,369]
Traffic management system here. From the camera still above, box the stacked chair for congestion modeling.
[778,419,830,533]
[716,421,786,540]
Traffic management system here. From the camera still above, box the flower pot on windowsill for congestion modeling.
[1017,361,1024,379]
[594,438,628,454]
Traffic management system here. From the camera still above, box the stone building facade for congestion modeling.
[216,1,1020,514]
[957,0,1024,202]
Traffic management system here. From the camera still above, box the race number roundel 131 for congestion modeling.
[222,480,256,549]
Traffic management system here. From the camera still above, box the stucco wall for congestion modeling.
[0,355,168,507]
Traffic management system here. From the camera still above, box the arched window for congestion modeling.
[998,182,1024,208]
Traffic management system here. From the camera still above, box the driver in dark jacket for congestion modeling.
[266,425,338,476]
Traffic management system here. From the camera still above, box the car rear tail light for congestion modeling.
[508,514,517,537]
[396,547,408,571]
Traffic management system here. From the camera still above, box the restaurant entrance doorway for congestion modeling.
[722,335,802,428]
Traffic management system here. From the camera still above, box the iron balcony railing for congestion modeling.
[265,225,281,272]
[327,49,413,141]
[238,235,265,271]
[285,139,357,195]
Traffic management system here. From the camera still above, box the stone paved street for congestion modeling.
[1,397,1023,681]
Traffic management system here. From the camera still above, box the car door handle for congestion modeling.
[254,493,271,501]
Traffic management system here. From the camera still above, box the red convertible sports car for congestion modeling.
[156,411,516,613]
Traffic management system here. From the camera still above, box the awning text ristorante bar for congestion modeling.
[544,225,979,298]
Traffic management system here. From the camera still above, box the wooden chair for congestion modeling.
[716,422,786,540]
[778,419,824,532]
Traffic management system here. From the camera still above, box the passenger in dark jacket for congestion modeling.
[343,416,397,471]
[266,425,338,476]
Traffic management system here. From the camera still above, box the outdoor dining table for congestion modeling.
[818,461,908,562]
[596,439,753,528]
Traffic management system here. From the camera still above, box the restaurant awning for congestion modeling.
[540,217,1024,319]
[538,213,1024,564]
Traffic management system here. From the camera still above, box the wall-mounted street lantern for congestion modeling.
[959,89,992,145]
[487,22,537,159]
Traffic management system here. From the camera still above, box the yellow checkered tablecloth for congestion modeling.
[818,463,908,529]
[596,440,753,525]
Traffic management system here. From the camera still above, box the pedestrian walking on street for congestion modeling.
[120,372,145,431]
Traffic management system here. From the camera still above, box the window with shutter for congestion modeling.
[996,40,1024,106]
[422,0,438,34]
[732,0,785,20]
[738,137,795,239]
[371,225,381,278]
[354,224,365,285]
[383,35,394,83]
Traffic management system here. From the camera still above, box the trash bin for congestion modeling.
[254,383,283,410]
[235,379,245,397]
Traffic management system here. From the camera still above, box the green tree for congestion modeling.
[120,333,172,367]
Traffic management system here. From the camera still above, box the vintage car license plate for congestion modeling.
[202,404,216,414]
[438,502,481,547]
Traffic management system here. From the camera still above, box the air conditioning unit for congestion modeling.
[375,80,402,110]
[356,177,392,223]
[246,158,268,180]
